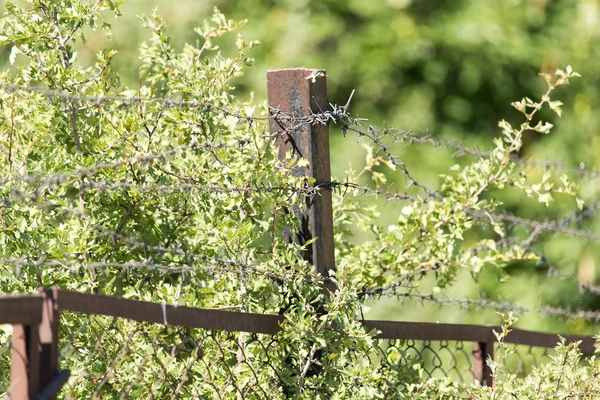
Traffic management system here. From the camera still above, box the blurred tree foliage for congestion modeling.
[2,0,599,332]
[56,0,599,159]
[3,0,598,169]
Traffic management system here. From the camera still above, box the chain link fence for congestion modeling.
[1,290,595,398]
[58,313,284,399]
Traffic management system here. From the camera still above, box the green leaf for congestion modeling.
[549,100,563,117]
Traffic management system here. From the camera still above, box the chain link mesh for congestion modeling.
[371,338,585,385]
[1,309,596,398]
[57,311,285,399]
[500,343,554,378]
[0,327,13,396]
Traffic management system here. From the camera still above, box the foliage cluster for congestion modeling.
[0,1,599,398]
[2,0,600,335]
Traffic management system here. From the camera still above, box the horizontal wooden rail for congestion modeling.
[505,327,596,352]
[0,295,44,325]
[3,289,595,353]
[55,289,284,335]
[364,320,494,342]
[363,320,596,353]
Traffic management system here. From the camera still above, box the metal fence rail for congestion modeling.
[1,288,595,398]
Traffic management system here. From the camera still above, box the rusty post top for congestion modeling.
[266,68,326,85]
[266,67,325,74]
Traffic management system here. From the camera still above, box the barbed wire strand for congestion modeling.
[0,137,267,191]
[340,116,600,181]
[359,233,600,299]
[4,174,600,250]
[367,288,600,322]
[4,82,599,180]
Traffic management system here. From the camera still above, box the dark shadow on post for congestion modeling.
[473,341,494,387]
[35,288,61,400]
[10,323,39,399]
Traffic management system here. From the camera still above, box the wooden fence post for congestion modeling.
[10,322,40,398]
[266,68,336,280]
[9,288,61,399]
[473,341,494,387]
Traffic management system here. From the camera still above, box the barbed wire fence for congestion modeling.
[1,68,600,398]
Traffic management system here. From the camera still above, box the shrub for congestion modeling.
[0,1,596,398]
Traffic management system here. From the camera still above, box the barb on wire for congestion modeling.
[331,182,417,203]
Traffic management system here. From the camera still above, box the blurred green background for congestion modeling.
[2,0,600,335]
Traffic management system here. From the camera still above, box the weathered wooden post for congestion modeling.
[10,288,61,399]
[473,341,494,387]
[267,68,336,280]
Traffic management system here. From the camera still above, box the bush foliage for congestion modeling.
[0,1,598,398]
